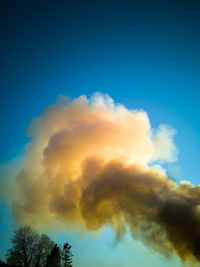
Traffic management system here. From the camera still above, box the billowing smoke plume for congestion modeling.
[2,93,200,263]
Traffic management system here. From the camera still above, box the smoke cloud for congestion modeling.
[2,93,200,263]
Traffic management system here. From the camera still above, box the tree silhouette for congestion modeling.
[62,242,73,267]
[6,226,39,267]
[34,234,55,267]
[0,260,10,266]
[5,226,55,267]
[4,226,73,267]
[45,244,61,267]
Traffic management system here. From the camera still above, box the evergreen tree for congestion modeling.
[45,244,61,267]
[62,243,73,267]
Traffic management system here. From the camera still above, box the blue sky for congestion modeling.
[1,1,200,266]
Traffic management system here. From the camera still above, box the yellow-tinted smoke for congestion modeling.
[4,93,200,262]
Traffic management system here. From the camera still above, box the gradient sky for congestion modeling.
[1,1,200,266]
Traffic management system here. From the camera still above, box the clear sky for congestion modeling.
[1,1,200,266]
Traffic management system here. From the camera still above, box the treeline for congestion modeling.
[0,226,73,267]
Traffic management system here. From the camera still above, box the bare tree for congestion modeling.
[6,226,39,267]
[34,234,54,267]
[5,226,71,267]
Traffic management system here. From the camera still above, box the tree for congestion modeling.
[5,226,55,267]
[62,243,73,267]
[0,260,10,266]
[6,226,39,267]
[45,244,61,267]
[34,234,55,267]
[5,226,73,267]
[6,248,23,266]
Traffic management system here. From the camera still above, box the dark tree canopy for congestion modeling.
[0,260,10,267]
[6,226,55,267]
[34,234,54,267]
[4,226,73,267]
[45,244,61,267]
[6,226,39,267]
[62,243,73,267]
